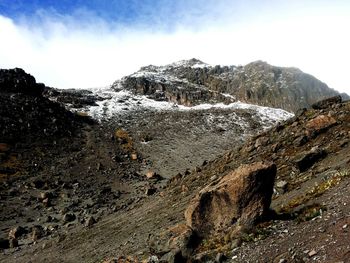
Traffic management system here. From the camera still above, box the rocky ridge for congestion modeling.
[114,59,344,112]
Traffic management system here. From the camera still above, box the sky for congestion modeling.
[0,0,349,94]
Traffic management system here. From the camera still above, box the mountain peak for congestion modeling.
[169,58,208,68]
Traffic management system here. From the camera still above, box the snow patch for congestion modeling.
[84,87,293,125]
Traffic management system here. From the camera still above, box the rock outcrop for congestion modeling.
[0,68,45,96]
[0,68,90,143]
[184,162,276,237]
[114,59,343,112]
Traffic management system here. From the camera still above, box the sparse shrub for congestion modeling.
[278,169,349,214]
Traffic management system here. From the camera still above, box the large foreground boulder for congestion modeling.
[185,162,276,237]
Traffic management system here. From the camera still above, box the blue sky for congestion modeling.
[0,0,350,94]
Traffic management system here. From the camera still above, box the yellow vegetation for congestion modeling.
[279,169,349,214]
[115,128,134,154]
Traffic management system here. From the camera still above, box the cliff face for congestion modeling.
[115,59,341,112]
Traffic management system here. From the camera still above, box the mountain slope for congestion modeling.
[3,95,349,263]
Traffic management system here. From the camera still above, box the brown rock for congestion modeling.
[185,162,276,237]
[306,115,337,133]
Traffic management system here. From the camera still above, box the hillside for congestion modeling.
[0,64,349,263]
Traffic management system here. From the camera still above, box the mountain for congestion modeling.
[115,58,341,112]
[0,63,349,263]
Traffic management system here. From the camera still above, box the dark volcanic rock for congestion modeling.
[0,68,44,96]
[0,68,90,143]
[295,147,327,172]
[43,88,101,108]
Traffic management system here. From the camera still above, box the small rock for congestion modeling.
[85,216,96,227]
[146,170,157,179]
[0,238,9,249]
[195,167,202,173]
[9,238,18,248]
[230,238,242,249]
[45,215,53,223]
[308,249,317,257]
[210,175,218,181]
[342,224,348,229]
[276,180,288,192]
[145,187,157,196]
[216,252,227,263]
[145,255,159,263]
[42,198,51,207]
[31,225,45,241]
[62,213,76,223]
[8,226,25,239]
[130,153,138,160]
[31,179,45,189]
[278,259,287,263]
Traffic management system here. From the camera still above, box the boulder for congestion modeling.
[306,115,337,134]
[185,162,276,237]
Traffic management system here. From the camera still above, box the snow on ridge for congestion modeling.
[84,87,293,124]
[131,59,211,77]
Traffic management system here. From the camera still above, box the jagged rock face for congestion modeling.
[184,161,276,237]
[115,59,340,112]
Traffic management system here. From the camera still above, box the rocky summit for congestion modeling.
[113,59,343,112]
[0,61,350,263]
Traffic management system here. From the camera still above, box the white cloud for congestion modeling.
[0,1,349,95]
